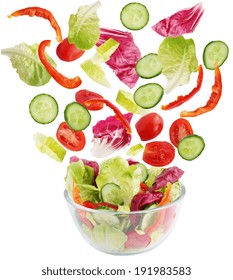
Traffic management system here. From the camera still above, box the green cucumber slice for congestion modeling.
[134,83,164,109]
[135,163,148,182]
[64,102,91,131]
[178,134,205,161]
[136,53,162,79]
[29,93,58,124]
[120,2,149,30]
[203,40,229,70]
[101,183,124,205]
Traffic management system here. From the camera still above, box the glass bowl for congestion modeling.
[64,184,186,255]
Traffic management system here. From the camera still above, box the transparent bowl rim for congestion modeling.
[64,183,186,215]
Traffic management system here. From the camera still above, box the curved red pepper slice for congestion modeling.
[180,66,222,117]
[161,65,203,110]
[82,201,118,211]
[85,98,132,134]
[38,40,82,89]
[8,7,63,42]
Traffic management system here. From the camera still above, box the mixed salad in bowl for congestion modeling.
[64,156,185,254]
[1,0,229,253]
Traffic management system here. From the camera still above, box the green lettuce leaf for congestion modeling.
[145,167,164,187]
[1,43,56,86]
[68,1,101,50]
[96,156,141,206]
[158,36,198,93]
[92,224,127,251]
[65,160,96,200]
[78,184,100,203]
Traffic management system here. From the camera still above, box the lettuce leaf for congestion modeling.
[158,36,198,93]
[68,1,101,50]
[152,2,204,37]
[91,113,133,158]
[97,28,141,88]
[1,43,55,86]
[96,156,141,206]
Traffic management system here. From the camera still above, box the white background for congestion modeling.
[0,0,232,279]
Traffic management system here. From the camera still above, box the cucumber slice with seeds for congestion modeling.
[29,93,58,124]
[101,183,124,205]
[136,53,162,79]
[203,40,229,70]
[134,83,164,109]
[120,2,149,30]
[178,134,205,161]
[64,102,91,131]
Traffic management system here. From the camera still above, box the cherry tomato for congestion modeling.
[143,141,175,167]
[135,112,164,141]
[169,118,194,147]
[56,122,86,151]
[75,89,104,111]
[56,37,85,62]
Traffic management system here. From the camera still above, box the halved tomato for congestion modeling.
[56,122,86,151]
[75,89,104,111]
[169,118,194,147]
[143,141,175,167]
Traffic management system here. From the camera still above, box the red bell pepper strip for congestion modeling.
[38,40,82,89]
[8,7,63,42]
[180,65,222,117]
[85,98,132,134]
[140,182,149,193]
[82,200,118,211]
[161,65,203,110]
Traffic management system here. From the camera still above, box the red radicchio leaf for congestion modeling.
[97,28,141,88]
[152,2,204,37]
[130,191,163,226]
[149,166,184,192]
[91,113,133,158]
[130,192,163,212]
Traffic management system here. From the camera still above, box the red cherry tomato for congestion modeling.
[56,122,86,151]
[56,37,85,62]
[143,141,175,167]
[169,118,194,147]
[135,112,164,141]
[75,89,104,111]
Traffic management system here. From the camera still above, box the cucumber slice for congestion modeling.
[203,40,229,70]
[29,93,58,124]
[136,53,162,79]
[135,163,148,182]
[134,83,164,109]
[64,102,91,131]
[101,183,124,205]
[178,134,205,161]
[120,2,149,30]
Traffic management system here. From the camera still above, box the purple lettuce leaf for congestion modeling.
[97,28,141,88]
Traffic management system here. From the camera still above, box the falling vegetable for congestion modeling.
[38,40,82,89]
[152,2,204,37]
[8,7,63,42]
[180,66,222,117]
[161,65,203,110]
[85,98,132,134]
